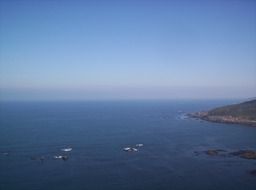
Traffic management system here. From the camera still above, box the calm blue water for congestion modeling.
[0,100,256,190]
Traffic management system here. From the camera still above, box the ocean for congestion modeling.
[0,100,256,190]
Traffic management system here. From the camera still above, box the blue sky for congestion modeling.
[0,0,255,100]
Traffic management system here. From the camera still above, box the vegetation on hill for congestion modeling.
[208,100,256,120]
[189,99,256,126]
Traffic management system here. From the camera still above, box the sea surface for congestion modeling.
[0,100,256,190]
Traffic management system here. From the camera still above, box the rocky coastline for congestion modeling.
[188,111,256,127]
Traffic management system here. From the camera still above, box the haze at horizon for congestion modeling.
[0,0,256,100]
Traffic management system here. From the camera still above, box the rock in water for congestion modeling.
[230,150,256,159]
[249,169,256,176]
[204,149,226,156]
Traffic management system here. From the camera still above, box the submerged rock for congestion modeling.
[249,169,256,176]
[205,150,219,156]
[230,150,256,160]
[199,149,256,159]
[204,149,226,156]
[2,152,9,156]
[39,156,45,163]
[30,156,45,163]
[62,155,68,161]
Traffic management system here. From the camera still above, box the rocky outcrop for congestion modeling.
[189,112,256,127]
[196,149,256,160]
[188,100,256,127]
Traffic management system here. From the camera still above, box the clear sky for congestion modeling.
[0,0,255,100]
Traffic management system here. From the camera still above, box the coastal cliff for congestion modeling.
[189,99,256,127]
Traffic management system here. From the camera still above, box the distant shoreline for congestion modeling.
[188,99,256,127]
[188,111,256,127]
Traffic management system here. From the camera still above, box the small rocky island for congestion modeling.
[189,99,256,127]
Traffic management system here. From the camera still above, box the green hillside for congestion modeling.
[208,100,256,120]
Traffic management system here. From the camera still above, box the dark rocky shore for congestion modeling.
[201,149,256,159]
[189,111,256,127]
[188,99,256,127]
[195,149,256,176]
